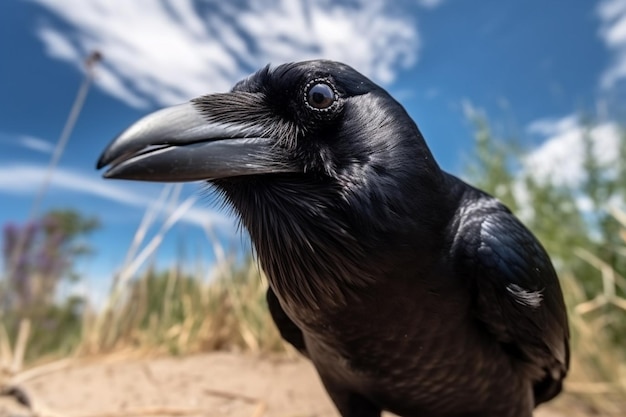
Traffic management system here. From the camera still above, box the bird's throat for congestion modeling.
[214,175,383,313]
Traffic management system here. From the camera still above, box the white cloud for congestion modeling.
[17,135,55,154]
[497,114,623,222]
[30,0,426,108]
[524,114,621,188]
[527,114,578,137]
[597,0,626,88]
[0,164,229,227]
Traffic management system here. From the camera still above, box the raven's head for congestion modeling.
[98,60,448,312]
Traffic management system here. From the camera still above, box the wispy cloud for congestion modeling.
[597,0,626,88]
[30,0,431,109]
[525,114,621,188]
[460,98,487,120]
[0,133,54,154]
[17,135,55,154]
[416,0,446,9]
[0,164,229,227]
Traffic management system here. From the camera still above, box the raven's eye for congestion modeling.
[306,81,336,110]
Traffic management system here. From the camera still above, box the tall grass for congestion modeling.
[558,209,626,414]
[78,259,286,357]
[73,181,286,358]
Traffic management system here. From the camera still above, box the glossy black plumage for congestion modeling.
[98,60,569,417]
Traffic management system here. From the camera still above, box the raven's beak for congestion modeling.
[97,100,300,182]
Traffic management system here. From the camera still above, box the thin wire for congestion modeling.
[28,67,95,220]
[3,52,101,309]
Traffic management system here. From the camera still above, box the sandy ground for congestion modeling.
[0,352,597,417]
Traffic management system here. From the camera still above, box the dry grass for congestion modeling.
[556,208,626,414]
[77,260,285,357]
[72,183,286,358]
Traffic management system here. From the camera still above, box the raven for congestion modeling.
[98,60,569,417]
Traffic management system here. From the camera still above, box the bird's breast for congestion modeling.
[291,274,527,415]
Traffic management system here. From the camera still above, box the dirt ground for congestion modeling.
[0,352,599,417]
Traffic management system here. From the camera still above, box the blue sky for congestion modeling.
[1,0,625,299]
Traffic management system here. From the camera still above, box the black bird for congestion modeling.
[98,60,569,417]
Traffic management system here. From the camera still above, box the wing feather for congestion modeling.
[451,196,569,404]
